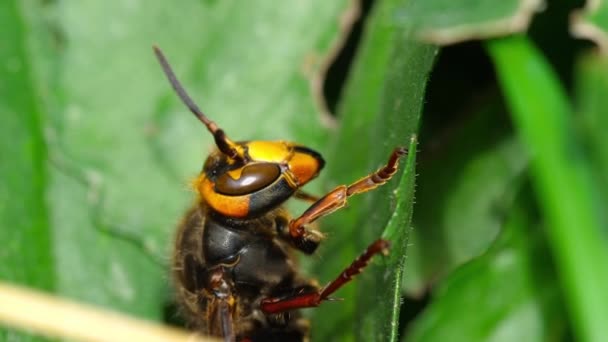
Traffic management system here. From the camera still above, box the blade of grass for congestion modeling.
[0,281,217,342]
[486,35,608,342]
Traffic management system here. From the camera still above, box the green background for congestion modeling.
[1,0,607,341]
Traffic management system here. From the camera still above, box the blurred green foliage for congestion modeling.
[1,0,607,341]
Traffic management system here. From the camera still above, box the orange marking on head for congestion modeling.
[289,151,322,185]
[195,176,250,218]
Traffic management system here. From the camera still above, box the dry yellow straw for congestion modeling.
[0,281,217,342]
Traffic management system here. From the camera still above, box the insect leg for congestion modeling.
[208,267,237,342]
[288,147,407,253]
[260,239,389,314]
[293,190,320,203]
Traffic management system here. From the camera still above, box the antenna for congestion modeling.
[153,45,244,161]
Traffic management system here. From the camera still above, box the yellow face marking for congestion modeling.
[246,141,291,163]
[226,167,243,180]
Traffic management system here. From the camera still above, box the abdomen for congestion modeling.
[172,204,310,340]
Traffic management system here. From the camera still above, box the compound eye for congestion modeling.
[215,163,281,196]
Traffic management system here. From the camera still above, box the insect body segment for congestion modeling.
[155,46,407,341]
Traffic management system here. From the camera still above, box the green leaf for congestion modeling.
[310,0,437,339]
[0,1,53,340]
[1,0,435,340]
[0,0,53,291]
[406,189,567,342]
[487,35,608,342]
[1,0,351,334]
[571,0,608,53]
[404,103,528,294]
[41,2,355,323]
[396,0,544,44]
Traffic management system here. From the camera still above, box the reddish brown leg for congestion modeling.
[260,239,390,314]
[289,147,407,253]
